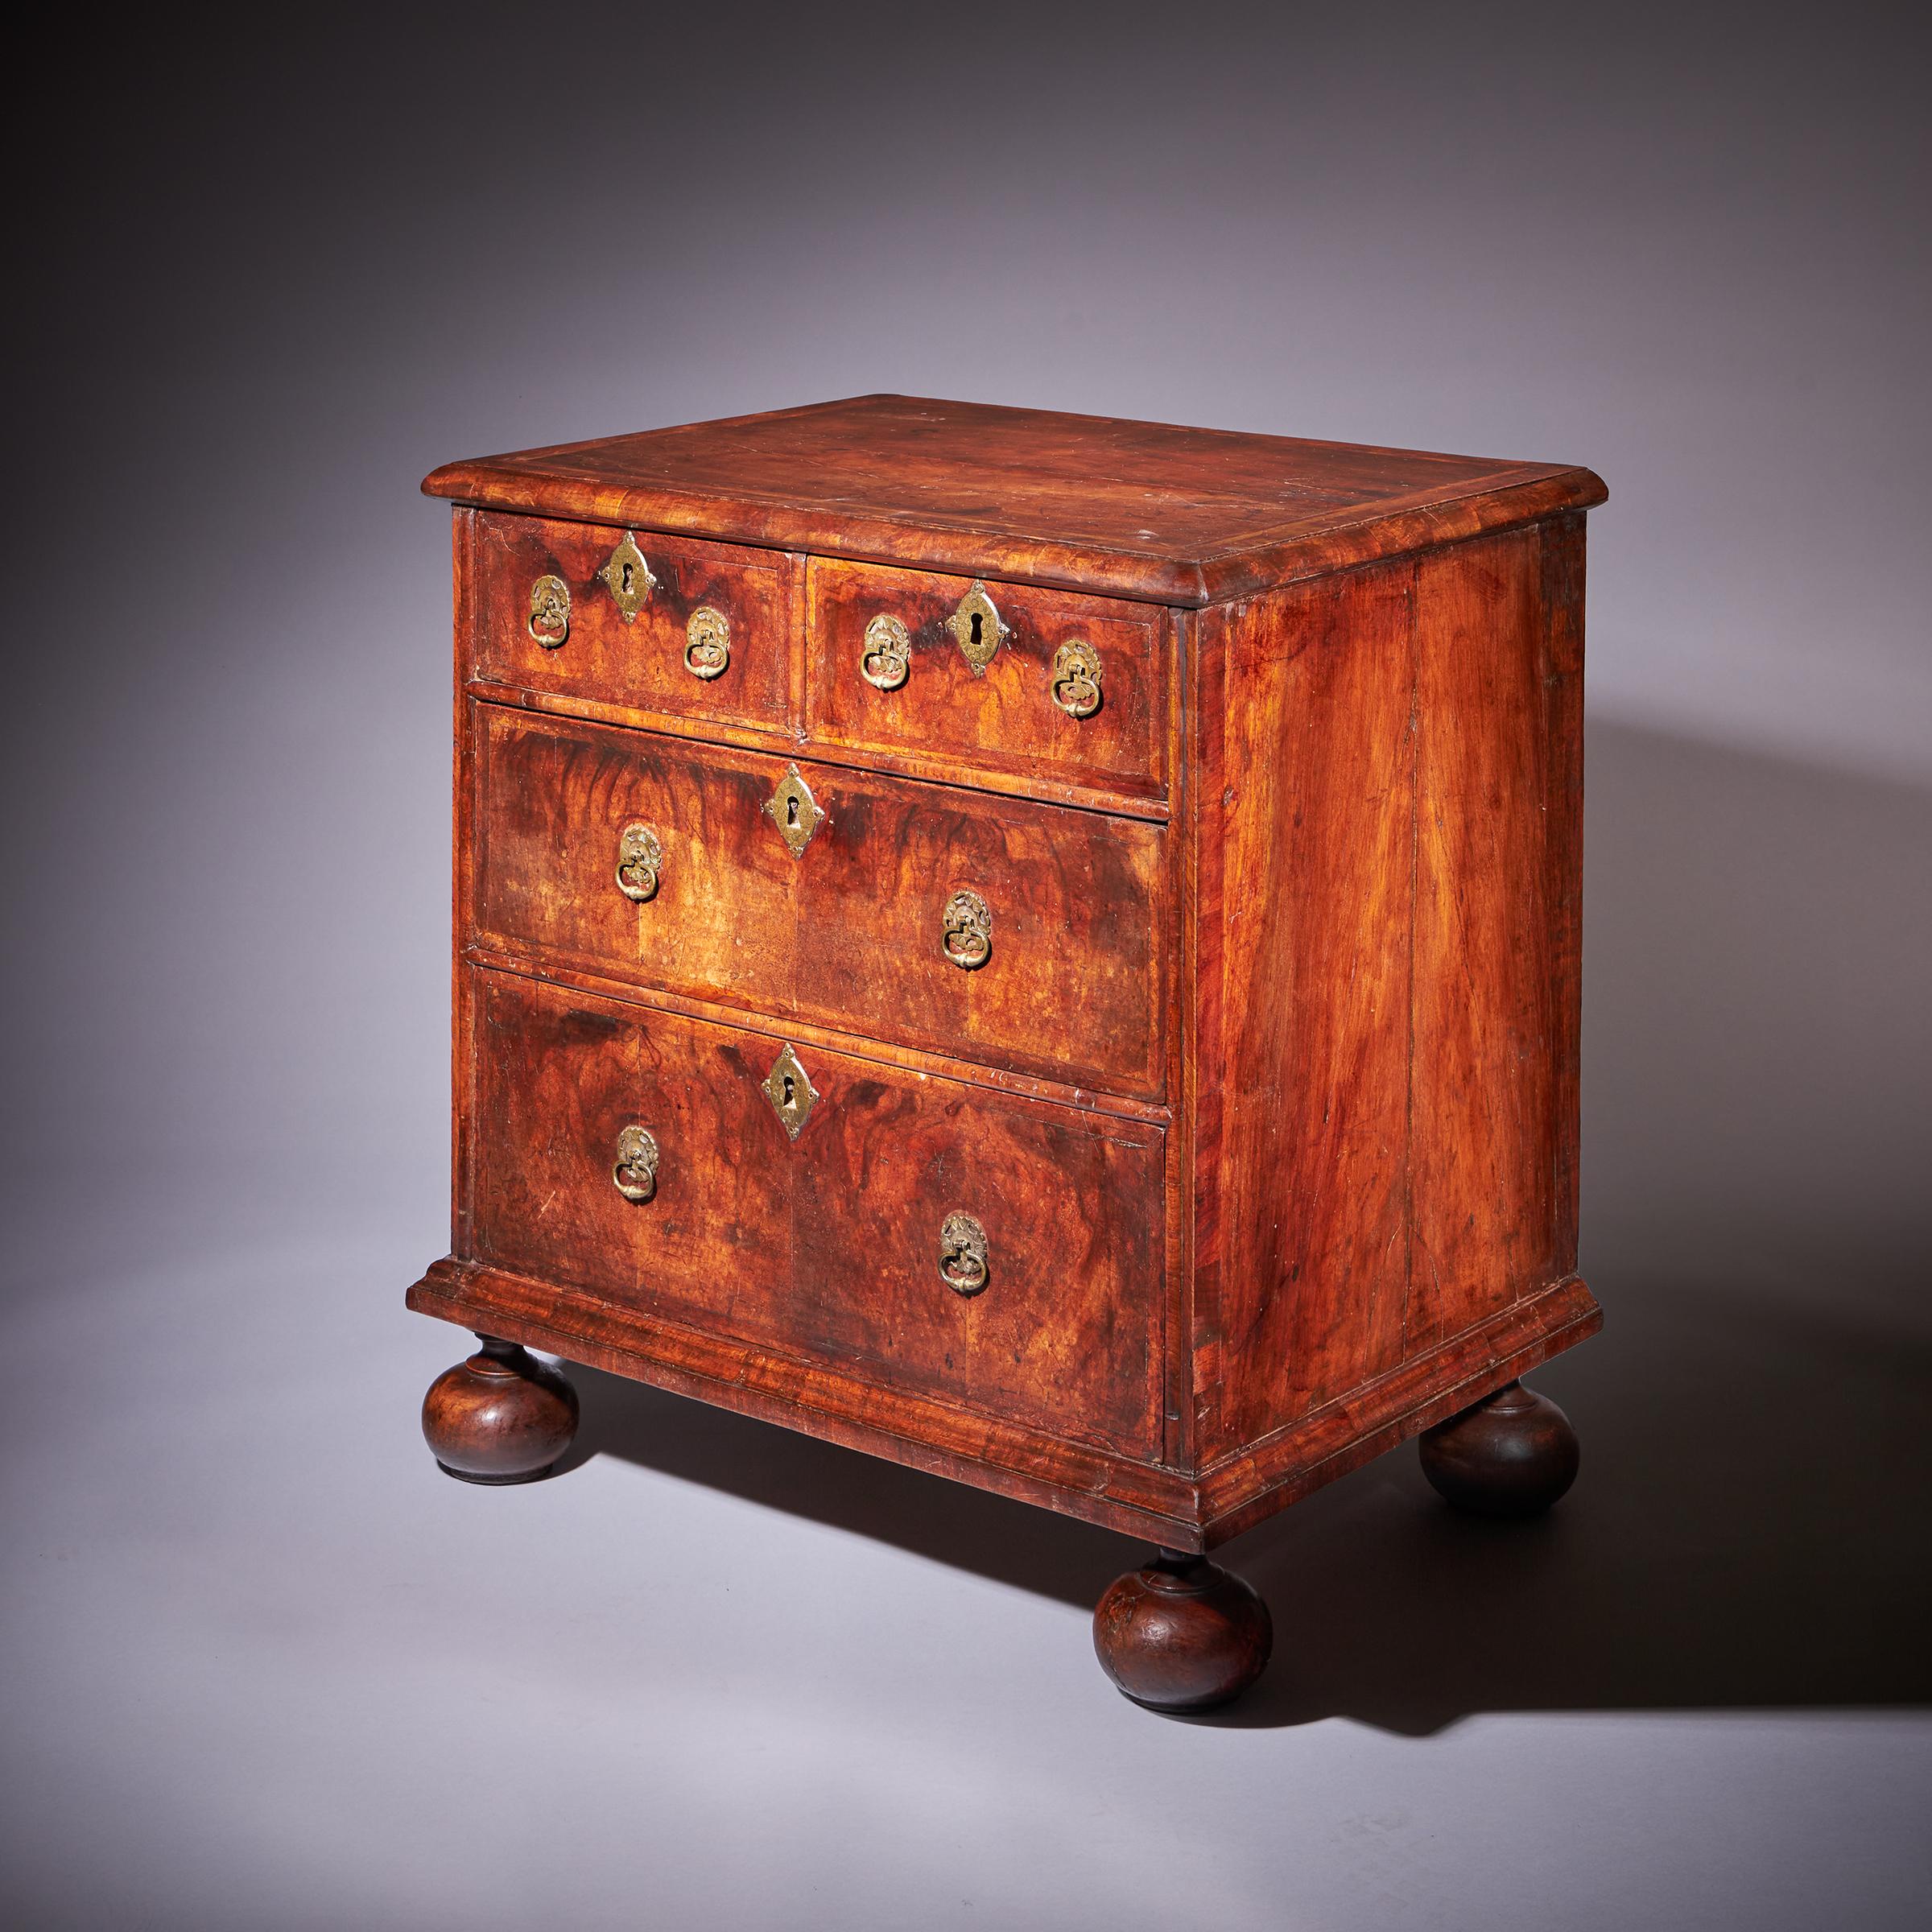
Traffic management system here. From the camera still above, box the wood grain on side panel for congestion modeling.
[1406,525,1576,1349]
[1196,564,1416,1459]
[1541,514,1587,1269]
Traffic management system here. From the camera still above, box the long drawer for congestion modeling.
[464,968,1164,1458]
[470,704,1169,1100]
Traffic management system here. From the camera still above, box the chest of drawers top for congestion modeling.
[425,390,1605,608]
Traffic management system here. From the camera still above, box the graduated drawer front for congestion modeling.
[471,705,1169,1100]
[806,559,1167,803]
[467,969,1163,1459]
[470,511,791,732]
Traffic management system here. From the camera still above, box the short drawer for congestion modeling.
[470,511,791,732]
[806,559,1167,803]
[470,705,1169,1100]
[465,969,1163,1458]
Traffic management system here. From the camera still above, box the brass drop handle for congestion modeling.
[860,614,911,691]
[941,889,992,970]
[939,1210,989,1296]
[1050,639,1103,718]
[614,822,663,902]
[528,575,570,647]
[612,1125,660,1203]
[685,605,731,680]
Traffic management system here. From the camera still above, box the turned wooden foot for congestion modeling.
[1418,1378,1579,1517]
[1093,1549,1272,1711]
[422,1335,579,1484]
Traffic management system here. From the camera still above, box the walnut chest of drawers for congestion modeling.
[407,395,1608,1710]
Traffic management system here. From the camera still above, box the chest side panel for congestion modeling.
[1406,517,1585,1347]
[1192,564,1418,1460]
[1191,519,1587,1463]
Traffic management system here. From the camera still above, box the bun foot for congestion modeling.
[1418,1378,1579,1518]
[423,1335,579,1484]
[1093,1550,1272,1712]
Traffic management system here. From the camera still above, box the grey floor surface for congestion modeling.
[3,1167,1927,1932]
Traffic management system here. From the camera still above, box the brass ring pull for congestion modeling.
[612,1125,660,1203]
[527,575,570,648]
[614,822,662,902]
[941,889,992,970]
[1051,639,1103,718]
[861,614,911,691]
[684,605,731,680]
[939,1210,989,1296]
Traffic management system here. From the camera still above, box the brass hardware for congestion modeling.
[762,762,825,859]
[939,1210,989,1296]
[941,889,993,970]
[612,1125,660,1203]
[597,531,657,622]
[760,1042,819,1141]
[527,575,571,648]
[614,822,662,902]
[684,605,731,680]
[1050,639,1104,719]
[860,613,911,691]
[947,580,1009,676]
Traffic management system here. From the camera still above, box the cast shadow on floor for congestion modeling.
[566,721,1931,1734]
[559,1258,1932,1736]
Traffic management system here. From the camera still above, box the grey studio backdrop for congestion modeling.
[5,7,1927,1930]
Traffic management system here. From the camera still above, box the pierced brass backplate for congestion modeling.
[860,613,911,691]
[941,889,993,970]
[612,1125,660,1203]
[947,580,1008,676]
[614,822,662,902]
[762,762,825,858]
[760,1042,819,1141]
[597,531,657,622]
[939,1210,989,1296]
[684,605,731,680]
[527,575,570,647]
[1050,639,1104,718]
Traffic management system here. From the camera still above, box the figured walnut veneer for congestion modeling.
[409,394,1605,1581]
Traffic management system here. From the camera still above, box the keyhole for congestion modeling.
[782,1075,795,1108]
[621,561,634,594]
[786,796,799,826]
[969,611,983,646]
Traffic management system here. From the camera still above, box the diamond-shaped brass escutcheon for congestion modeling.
[762,762,825,858]
[761,1042,819,1141]
[948,580,1008,676]
[597,531,657,622]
